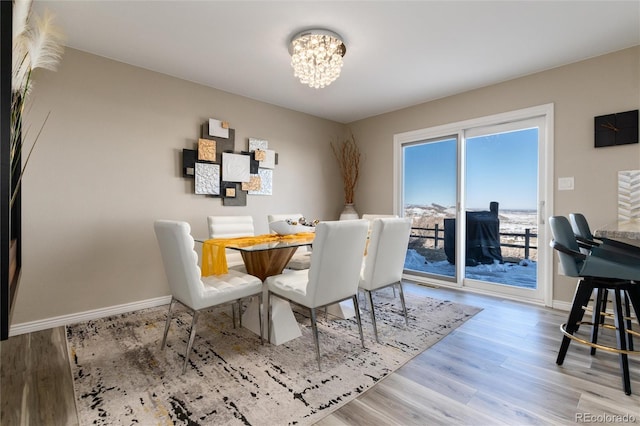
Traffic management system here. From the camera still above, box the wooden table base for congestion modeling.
[240,247,298,281]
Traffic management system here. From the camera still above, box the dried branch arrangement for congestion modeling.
[330,133,360,204]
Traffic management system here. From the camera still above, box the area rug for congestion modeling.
[66,290,481,425]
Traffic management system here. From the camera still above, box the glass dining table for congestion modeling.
[197,233,315,345]
[224,236,314,281]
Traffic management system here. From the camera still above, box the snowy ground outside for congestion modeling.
[404,249,537,289]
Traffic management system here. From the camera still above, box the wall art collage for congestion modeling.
[182,118,278,206]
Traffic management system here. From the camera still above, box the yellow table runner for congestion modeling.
[201,233,315,276]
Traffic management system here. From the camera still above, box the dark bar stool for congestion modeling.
[549,216,640,395]
[569,213,638,354]
[570,213,640,257]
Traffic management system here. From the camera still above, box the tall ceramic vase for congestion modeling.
[339,203,359,220]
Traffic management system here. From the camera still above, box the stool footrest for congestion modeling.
[560,322,639,356]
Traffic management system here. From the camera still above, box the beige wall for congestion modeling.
[12,46,640,327]
[349,46,640,304]
[13,48,346,324]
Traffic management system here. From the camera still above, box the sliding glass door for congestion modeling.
[395,105,553,305]
[462,119,541,299]
[402,137,458,281]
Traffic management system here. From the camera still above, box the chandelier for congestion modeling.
[289,29,346,89]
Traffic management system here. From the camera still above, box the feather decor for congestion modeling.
[25,10,65,72]
[11,0,31,93]
[10,0,64,207]
[12,0,31,40]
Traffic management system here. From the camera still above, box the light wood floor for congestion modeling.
[2,282,639,425]
[1,325,77,425]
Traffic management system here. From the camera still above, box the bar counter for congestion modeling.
[595,219,640,246]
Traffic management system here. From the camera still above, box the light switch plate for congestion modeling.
[558,177,574,191]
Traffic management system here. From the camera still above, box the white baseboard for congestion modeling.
[551,300,571,311]
[9,295,172,337]
[404,274,573,312]
[8,292,573,337]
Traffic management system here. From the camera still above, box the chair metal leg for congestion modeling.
[266,291,272,344]
[161,297,177,350]
[398,282,408,326]
[257,294,264,345]
[353,295,365,349]
[310,308,322,371]
[183,310,200,374]
[613,289,632,395]
[367,291,379,343]
[232,302,237,329]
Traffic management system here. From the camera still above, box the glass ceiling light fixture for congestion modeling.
[289,28,346,89]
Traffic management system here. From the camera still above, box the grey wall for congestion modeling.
[349,46,640,304]
[13,45,640,327]
[13,48,346,324]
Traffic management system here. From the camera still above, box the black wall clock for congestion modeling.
[594,109,639,148]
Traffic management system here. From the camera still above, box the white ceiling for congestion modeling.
[33,1,640,124]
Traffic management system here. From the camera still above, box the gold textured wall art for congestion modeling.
[180,122,281,206]
[198,138,216,161]
[242,175,261,191]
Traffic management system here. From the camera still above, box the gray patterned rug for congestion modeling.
[66,289,481,425]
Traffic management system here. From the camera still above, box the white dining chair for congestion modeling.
[360,213,401,297]
[359,218,412,343]
[265,220,369,370]
[207,215,255,269]
[154,220,263,373]
[267,213,311,270]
